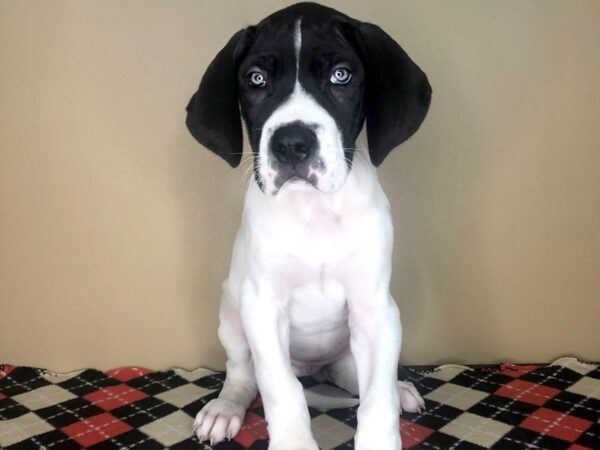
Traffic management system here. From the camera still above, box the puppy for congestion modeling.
[186,3,431,449]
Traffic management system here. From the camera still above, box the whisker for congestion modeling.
[343,147,370,165]
[239,159,257,192]
[239,154,255,166]
[239,160,252,185]
[216,151,247,156]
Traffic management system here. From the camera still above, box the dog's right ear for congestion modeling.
[186,27,255,167]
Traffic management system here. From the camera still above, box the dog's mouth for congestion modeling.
[257,152,351,196]
[278,175,318,193]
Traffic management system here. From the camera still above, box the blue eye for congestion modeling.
[248,71,267,87]
[330,67,352,85]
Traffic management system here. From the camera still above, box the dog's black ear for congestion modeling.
[186,27,254,167]
[347,22,432,166]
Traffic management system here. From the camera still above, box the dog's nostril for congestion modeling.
[288,140,308,158]
[274,143,287,158]
[270,123,317,165]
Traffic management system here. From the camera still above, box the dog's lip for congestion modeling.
[280,176,316,192]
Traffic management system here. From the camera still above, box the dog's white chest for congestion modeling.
[270,198,354,366]
[289,276,349,369]
[239,172,390,368]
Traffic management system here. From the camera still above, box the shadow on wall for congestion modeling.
[381,62,498,366]
[166,121,246,370]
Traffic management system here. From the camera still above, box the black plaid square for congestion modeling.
[193,373,226,390]
[413,375,445,396]
[58,369,121,396]
[584,366,600,380]
[544,390,600,422]
[450,370,514,394]
[0,398,29,420]
[35,397,105,428]
[467,394,538,426]
[494,426,571,450]
[111,395,179,428]
[520,366,585,391]
[413,402,464,429]
[575,422,600,449]
[87,429,164,450]
[126,371,188,396]
[1,368,49,397]
[325,405,358,429]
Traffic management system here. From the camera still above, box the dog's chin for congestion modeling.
[280,176,317,193]
[259,173,348,197]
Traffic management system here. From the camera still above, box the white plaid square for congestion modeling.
[311,414,355,449]
[440,412,512,447]
[552,357,597,376]
[139,410,194,446]
[427,365,468,382]
[12,385,77,410]
[155,383,215,408]
[426,383,489,410]
[567,376,600,400]
[0,412,53,447]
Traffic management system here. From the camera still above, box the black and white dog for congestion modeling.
[186,3,431,449]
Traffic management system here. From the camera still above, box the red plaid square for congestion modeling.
[234,411,269,447]
[521,407,593,442]
[105,367,151,382]
[496,379,560,405]
[84,383,148,411]
[60,412,132,447]
[400,418,434,448]
[499,363,539,378]
[0,364,16,379]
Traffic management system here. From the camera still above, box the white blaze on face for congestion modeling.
[257,19,349,196]
[294,18,301,75]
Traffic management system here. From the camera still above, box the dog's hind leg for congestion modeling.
[193,284,258,445]
[323,348,425,413]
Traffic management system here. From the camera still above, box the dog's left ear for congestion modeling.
[344,22,432,166]
[186,27,254,167]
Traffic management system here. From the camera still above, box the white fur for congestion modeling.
[193,152,425,449]
[194,19,424,450]
[294,19,301,74]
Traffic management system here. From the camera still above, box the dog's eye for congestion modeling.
[330,67,352,85]
[248,71,267,88]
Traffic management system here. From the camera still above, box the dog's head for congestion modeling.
[186,2,431,195]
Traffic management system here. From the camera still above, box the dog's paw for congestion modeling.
[398,380,426,414]
[193,398,245,445]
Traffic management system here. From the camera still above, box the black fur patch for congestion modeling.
[186,2,431,171]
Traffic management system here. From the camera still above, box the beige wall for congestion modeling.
[1,0,599,372]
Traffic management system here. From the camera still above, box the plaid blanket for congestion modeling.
[1,358,599,449]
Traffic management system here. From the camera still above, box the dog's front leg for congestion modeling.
[240,278,318,450]
[348,280,403,450]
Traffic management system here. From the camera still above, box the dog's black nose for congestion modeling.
[271,123,317,166]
